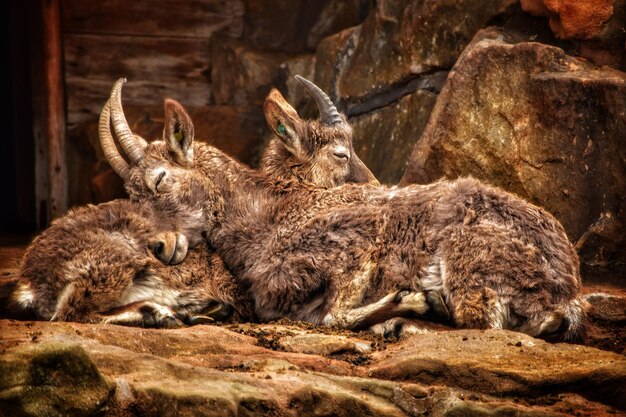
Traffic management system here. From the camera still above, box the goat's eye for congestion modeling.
[331,144,350,163]
[174,131,183,141]
[154,171,166,192]
[277,124,287,135]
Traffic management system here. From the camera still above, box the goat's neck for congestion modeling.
[195,144,305,229]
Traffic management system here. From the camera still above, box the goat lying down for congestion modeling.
[99,78,588,342]
[8,77,377,327]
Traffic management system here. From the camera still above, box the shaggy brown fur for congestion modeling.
[115,80,587,342]
[8,77,375,327]
[14,200,184,321]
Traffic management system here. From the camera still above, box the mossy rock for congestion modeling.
[0,342,114,417]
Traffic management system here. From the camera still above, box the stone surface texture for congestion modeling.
[521,0,614,39]
[401,27,626,284]
[1,319,625,417]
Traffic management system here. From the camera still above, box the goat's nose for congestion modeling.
[151,232,178,265]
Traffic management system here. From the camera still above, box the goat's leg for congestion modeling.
[99,300,184,328]
[438,225,536,331]
[178,300,233,325]
[323,290,431,330]
[369,317,438,338]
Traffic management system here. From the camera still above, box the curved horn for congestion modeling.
[295,75,342,126]
[109,78,145,162]
[98,99,130,179]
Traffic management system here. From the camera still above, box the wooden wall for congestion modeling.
[61,0,244,128]
[16,0,369,225]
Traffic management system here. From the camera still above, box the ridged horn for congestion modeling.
[109,78,145,162]
[98,99,130,179]
[295,75,342,126]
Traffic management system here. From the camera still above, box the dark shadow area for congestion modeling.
[0,1,36,234]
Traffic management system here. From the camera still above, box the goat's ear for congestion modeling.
[163,98,194,165]
[264,89,306,159]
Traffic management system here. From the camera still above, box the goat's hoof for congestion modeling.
[160,316,185,329]
[395,290,410,303]
[201,302,234,322]
[186,315,215,325]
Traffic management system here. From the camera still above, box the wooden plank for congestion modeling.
[28,0,49,228]
[42,0,68,221]
[64,34,212,83]
[64,33,213,126]
[65,77,212,127]
[64,34,214,126]
[61,0,243,38]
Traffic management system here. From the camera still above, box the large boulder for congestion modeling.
[0,343,115,417]
[209,37,288,107]
[350,90,438,184]
[520,0,625,70]
[401,27,626,284]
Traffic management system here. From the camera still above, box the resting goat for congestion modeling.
[8,76,376,327]
[108,78,588,342]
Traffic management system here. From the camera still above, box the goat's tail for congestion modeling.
[561,297,590,343]
[0,277,37,320]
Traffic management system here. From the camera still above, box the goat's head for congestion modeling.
[100,79,221,249]
[262,76,378,188]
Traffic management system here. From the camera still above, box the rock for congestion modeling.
[309,0,518,183]
[521,0,614,40]
[280,333,372,355]
[209,37,288,107]
[583,287,626,355]
[0,343,115,417]
[586,291,626,323]
[241,0,371,53]
[369,329,626,410]
[519,0,625,70]
[314,0,518,104]
[1,320,622,416]
[350,89,438,184]
[313,24,361,106]
[241,0,328,52]
[306,0,373,50]
[401,27,626,284]
[277,54,316,114]
[575,0,626,70]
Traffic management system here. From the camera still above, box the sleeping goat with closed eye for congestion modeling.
[105,78,588,342]
[7,76,378,327]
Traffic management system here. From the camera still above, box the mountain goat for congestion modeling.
[7,77,377,327]
[108,78,588,342]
